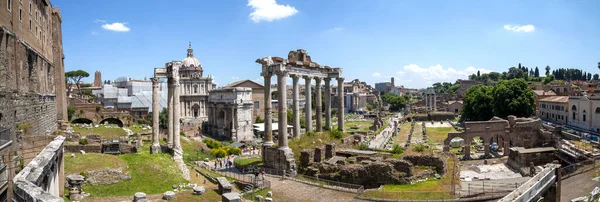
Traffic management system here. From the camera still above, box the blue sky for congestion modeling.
[54,0,600,88]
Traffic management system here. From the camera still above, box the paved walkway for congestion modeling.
[266,176,367,202]
[561,168,600,201]
[460,177,531,196]
[369,113,400,149]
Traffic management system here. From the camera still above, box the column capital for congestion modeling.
[151,78,159,87]
[290,74,300,81]
[303,75,313,80]
[274,70,288,77]
[314,77,322,83]
[337,77,345,81]
[260,72,273,78]
[323,77,332,82]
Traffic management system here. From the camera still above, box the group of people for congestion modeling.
[214,156,233,170]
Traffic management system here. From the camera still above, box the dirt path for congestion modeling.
[266,176,367,202]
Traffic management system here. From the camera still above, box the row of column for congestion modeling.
[151,77,182,154]
[262,73,344,149]
[425,93,437,111]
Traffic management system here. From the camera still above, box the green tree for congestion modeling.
[594,74,599,81]
[545,65,551,76]
[492,79,536,118]
[159,108,169,129]
[67,106,75,120]
[381,93,406,111]
[254,115,264,123]
[543,74,555,84]
[366,103,374,111]
[534,66,540,77]
[461,84,494,121]
[65,70,90,96]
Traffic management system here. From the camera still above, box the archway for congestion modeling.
[100,118,124,127]
[449,137,466,159]
[192,104,200,118]
[471,136,484,159]
[71,118,93,124]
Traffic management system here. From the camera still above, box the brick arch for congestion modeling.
[443,120,510,160]
[99,117,124,127]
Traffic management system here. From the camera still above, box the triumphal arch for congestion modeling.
[256,49,345,176]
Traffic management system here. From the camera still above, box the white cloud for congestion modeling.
[102,22,130,32]
[248,0,298,23]
[372,72,381,77]
[91,31,99,35]
[400,64,491,86]
[94,19,106,23]
[231,76,240,80]
[327,27,344,33]
[503,24,535,32]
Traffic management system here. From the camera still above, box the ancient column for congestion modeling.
[173,76,182,158]
[167,78,174,148]
[304,76,313,133]
[292,75,301,138]
[337,77,345,131]
[151,78,161,154]
[425,93,429,111]
[277,71,289,148]
[433,93,437,111]
[262,74,274,147]
[231,106,237,141]
[315,77,323,132]
[324,78,332,130]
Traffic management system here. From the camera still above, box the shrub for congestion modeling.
[357,142,369,150]
[17,122,32,135]
[137,119,151,125]
[413,144,425,152]
[79,139,88,145]
[226,147,242,155]
[391,144,404,155]
[306,131,316,137]
[80,171,88,179]
[210,148,228,158]
[329,128,344,139]
[203,139,222,149]
[180,132,185,137]
[255,115,264,123]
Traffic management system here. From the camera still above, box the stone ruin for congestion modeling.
[444,115,559,160]
[299,144,447,188]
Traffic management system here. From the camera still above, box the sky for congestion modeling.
[53,0,600,89]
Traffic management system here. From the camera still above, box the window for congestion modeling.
[29,19,31,31]
[583,114,586,122]
[595,107,600,114]
[7,0,11,11]
[254,101,260,109]
[19,8,22,21]
[28,2,30,14]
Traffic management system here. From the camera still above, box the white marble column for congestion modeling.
[262,74,274,147]
[277,72,289,148]
[167,78,174,148]
[433,93,437,111]
[173,77,182,158]
[151,78,161,154]
[337,77,345,131]
[315,78,322,132]
[304,76,313,133]
[292,75,301,138]
[324,78,332,130]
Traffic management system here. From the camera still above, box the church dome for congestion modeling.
[182,42,201,68]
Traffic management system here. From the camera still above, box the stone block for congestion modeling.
[193,186,206,195]
[265,197,273,202]
[300,150,311,168]
[255,195,264,201]
[163,191,175,200]
[314,147,323,163]
[222,192,241,202]
[325,144,336,159]
[217,177,232,194]
[133,192,147,202]
[267,190,272,197]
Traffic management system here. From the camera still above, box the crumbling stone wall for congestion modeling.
[13,136,65,202]
[64,145,102,153]
[403,155,446,175]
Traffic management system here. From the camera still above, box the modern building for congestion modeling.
[0,0,66,200]
[205,87,254,142]
[333,79,377,113]
[532,90,557,111]
[538,96,568,125]
[567,95,600,132]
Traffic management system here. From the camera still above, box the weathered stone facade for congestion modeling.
[206,87,254,142]
[178,43,216,125]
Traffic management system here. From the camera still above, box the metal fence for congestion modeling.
[213,169,271,189]
[262,167,364,194]
[559,157,599,180]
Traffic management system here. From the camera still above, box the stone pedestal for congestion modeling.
[325,144,335,159]
[66,174,85,201]
[133,192,147,202]
[313,147,323,163]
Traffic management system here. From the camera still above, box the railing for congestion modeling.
[0,128,12,152]
[499,165,559,202]
[262,167,364,195]
[359,181,522,201]
[213,169,271,189]
[559,157,599,180]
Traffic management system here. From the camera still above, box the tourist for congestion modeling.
[261,171,265,180]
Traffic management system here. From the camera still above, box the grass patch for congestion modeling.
[344,121,373,133]
[234,156,263,168]
[289,131,349,161]
[243,188,282,201]
[72,124,127,139]
[570,140,597,152]
[82,148,187,197]
[181,137,214,164]
[362,155,458,200]
[394,122,412,145]
[426,127,456,144]
[65,153,127,175]
[172,190,221,202]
